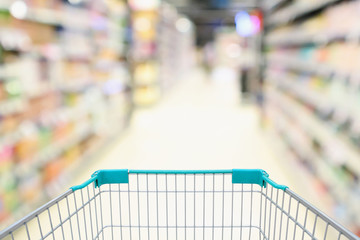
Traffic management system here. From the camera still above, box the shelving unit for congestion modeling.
[264,0,289,12]
[267,0,341,27]
[0,0,133,227]
[264,0,360,235]
[131,7,161,106]
[157,4,195,93]
[131,3,195,106]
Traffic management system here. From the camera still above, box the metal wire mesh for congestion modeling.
[1,172,358,240]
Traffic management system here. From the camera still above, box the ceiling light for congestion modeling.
[176,18,192,33]
[10,1,28,20]
[235,11,255,37]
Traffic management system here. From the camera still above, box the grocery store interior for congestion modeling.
[0,0,360,237]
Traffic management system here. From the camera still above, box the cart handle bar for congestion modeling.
[70,169,288,191]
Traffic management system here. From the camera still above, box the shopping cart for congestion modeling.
[0,169,359,240]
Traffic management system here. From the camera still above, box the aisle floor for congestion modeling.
[72,67,326,212]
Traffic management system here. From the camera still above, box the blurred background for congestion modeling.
[0,0,359,236]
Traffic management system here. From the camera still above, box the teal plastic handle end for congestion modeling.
[70,175,98,191]
[262,175,288,190]
[70,169,129,191]
[232,169,288,190]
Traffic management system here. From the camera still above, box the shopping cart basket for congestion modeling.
[0,169,359,240]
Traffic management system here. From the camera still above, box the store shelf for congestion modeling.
[0,3,61,25]
[268,68,360,122]
[264,0,290,11]
[267,0,342,27]
[267,82,360,177]
[14,123,93,175]
[27,84,55,98]
[43,135,105,197]
[265,31,350,47]
[265,0,360,233]
[267,89,360,227]
[0,0,133,227]
[0,3,92,30]
[267,55,334,78]
[59,81,95,93]
[268,54,360,84]
[0,131,21,147]
[26,8,63,26]
[0,99,26,116]
[266,124,337,212]
[131,4,194,106]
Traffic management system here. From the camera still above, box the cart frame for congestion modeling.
[0,169,358,240]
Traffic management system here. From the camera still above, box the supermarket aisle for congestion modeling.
[71,67,323,210]
[73,68,283,185]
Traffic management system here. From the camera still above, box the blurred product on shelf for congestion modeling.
[265,0,360,235]
[130,3,195,106]
[0,0,133,227]
[266,0,360,47]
